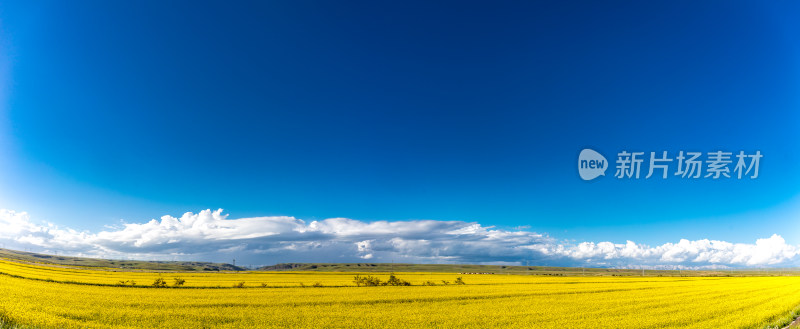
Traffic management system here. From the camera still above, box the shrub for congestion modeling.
[354,275,384,286]
[423,280,437,286]
[455,277,466,285]
[312,282,323,288]
[441,280,450,285]
[386,274,411,286]
[173,277,186,287]
[152,278,167,288]
[260,283,268,288]
[353,274,410,287]
[233,281,246,288]
[353,275,363,286]
[365,275,383,286]
[353,275,383,287]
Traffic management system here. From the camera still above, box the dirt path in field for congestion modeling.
[783,316,800,329]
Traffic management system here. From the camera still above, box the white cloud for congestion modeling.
[1,208,799,268]
[548,235,799,267]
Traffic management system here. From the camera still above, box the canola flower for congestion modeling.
[0,259,799,328]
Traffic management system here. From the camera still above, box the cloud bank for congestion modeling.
[1,208,798,268]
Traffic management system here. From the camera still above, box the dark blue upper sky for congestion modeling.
[1,1,799,245]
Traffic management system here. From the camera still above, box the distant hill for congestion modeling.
[257,262,670,276]
[3,248,785,277]
[255,263,796,276]
[0,248,244,272]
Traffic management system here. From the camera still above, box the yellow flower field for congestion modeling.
[1,259,799,328]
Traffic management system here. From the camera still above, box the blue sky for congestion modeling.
[1,1,800,266]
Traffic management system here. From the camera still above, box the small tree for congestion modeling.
[353,275,385,286]
[173,277,186,287]
[233,281,246,288]
[152,277,167,288]
[386,273,411,286]
[454,277,466,285]
[353,275,363,287]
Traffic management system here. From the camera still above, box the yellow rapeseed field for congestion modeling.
[1,259,799,328]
